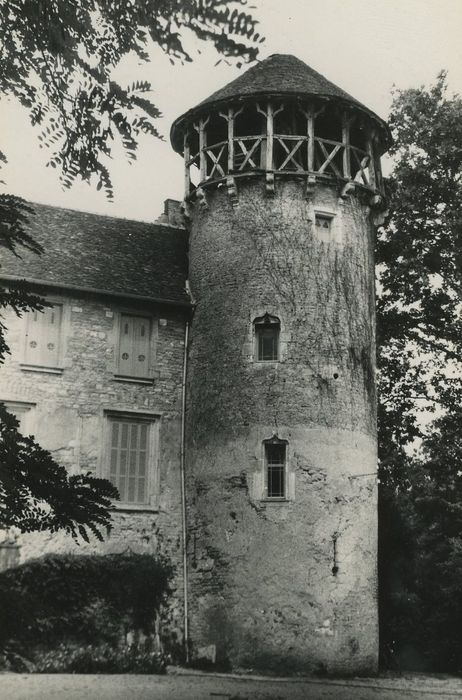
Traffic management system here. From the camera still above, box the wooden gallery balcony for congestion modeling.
[181,99,385,202]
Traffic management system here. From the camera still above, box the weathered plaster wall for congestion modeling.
[186,178,378,674]
[0,292,187,631]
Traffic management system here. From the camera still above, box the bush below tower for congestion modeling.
[0,552,180,673]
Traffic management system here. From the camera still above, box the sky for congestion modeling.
[1,0,462,223]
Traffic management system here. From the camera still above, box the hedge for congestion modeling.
[0,552,175,672]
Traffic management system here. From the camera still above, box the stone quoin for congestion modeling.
[0,54,390,674]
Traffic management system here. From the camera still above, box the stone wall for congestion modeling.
[185,178,378,674]
[0,290,187,637]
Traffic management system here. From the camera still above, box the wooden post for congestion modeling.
[183,131,191,198]
[227,107,234,172]
[367,128,377,190]
[256,100,276,194]
[375,144,383,193]
[342,112,352,180]
[307,104,314,172]
[266,101,274,172]
[198,117,209,182]
[220,105,242,173]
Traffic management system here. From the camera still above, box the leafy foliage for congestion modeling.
[380,401,462,671]
[377,72,462,470]
[0,194,48,362]
[378,75,462,671]
[0,405,118,541]
[32,643,166,674]
[0,0,262,198]
[0,552,174,672]
[0,195,41,255]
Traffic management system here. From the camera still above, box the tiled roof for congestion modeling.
[199,54,365,109]
[0,202,190,305]
[171,54,390,151]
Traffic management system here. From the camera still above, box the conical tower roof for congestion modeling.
[171,54,390,152]
[199,54,364,109]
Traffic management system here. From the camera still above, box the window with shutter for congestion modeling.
[24,304,63,368]
[106,413,158,507]
[117,314,151,378]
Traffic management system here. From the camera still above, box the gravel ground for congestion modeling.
[2,671,462,700]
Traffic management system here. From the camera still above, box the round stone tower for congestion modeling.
[171,54,390,674]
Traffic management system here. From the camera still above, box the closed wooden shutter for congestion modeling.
[118,314,150,377]
[25,305,62,367]
[118,316,134,376]
[109,419,150,504]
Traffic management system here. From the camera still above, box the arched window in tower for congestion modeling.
[254,314,280,362]
[263,437,288,499]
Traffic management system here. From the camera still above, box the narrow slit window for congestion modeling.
[254,314,280,362]
[265,440,287,499]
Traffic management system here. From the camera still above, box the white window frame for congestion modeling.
[20,297,69,374]
[112,311,158,383]
[101,410,161,511]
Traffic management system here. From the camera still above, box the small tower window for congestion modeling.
[254,314,280,362]
[264,438,287,499]
[315,213,333,234]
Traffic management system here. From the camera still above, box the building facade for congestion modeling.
[0,55,389,674]
[0,202,190,634]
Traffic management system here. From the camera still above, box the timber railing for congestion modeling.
[185,132,382,195]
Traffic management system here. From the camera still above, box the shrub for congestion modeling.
[33,642,166,674]
[0,552,175,669]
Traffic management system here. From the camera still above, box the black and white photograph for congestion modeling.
[0,1,461,698]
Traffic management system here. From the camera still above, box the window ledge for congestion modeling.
[20,364,63,375]
[252,361,281,367]
[261,498,291,505]
[112,375,155,385]
[112,502,159,513]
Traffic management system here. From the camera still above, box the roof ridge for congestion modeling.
[25,200,186,230]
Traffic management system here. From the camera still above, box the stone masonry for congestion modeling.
[0,285,189,639]
[170,54,390,675]
[185,180,378,674]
